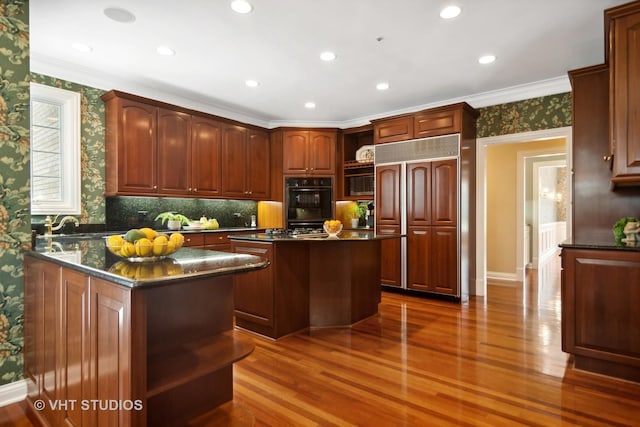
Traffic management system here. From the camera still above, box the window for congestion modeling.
[30,83,81,215]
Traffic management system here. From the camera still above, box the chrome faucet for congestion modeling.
[44,215,79,235]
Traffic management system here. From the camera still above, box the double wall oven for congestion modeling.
[285,177,334,230]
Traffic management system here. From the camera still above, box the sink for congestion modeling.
[36,232,113,241]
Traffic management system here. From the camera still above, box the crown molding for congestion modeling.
[31,54,570,130]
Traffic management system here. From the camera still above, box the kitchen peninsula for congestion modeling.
[230,230,403,339]
[24,236,268,427]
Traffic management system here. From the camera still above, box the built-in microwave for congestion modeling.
[285,177,334,230]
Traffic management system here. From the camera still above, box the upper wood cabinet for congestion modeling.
[222,126,270,198]
[104,95,158,195]
[102,90,270,199]
[372,103,477,144]
[282,130,336,175]
[608,2,640,185]
[373,115,413,144]
[431,159,457,226]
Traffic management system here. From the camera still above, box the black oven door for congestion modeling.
[285,177,333,229]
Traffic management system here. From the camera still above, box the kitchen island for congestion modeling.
[24,235,268,427]
[229,230,403,339]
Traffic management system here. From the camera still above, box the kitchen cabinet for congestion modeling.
[104,94,158,195]
[339,125,374,200]
[231,240,309,338]
[222,126,270,198]
[561,246,640,382]
[190,115,224,197]
[157,108,192,195]
[372,103,477,144]
[378,225,402,287]
[373,115,413,144]
[181,230,259,251]
[103,90,270,200]
[283,130,337,175]
[608,2,640,185]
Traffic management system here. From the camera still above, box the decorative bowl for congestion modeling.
[105,232,184,262]
[323,221,343,237]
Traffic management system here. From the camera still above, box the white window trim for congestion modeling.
[30,83,81,215]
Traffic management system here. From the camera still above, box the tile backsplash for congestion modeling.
[106,197,258,231]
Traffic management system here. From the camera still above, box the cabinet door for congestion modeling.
[59,268,91,427]
[373,116,413,144]
[414,109,460,138]
[432,159,457,226]
[376,164,401,225]
[407,227,431,291]
[24,258,61,424]
[406,162,431,226]
[611,10,640,184]
[309,131,336,175]
[431,226,458,295]
[232,242,274,327]
[157,108,192,195]
[191,116,223,197]
[283,131,310,174]
[222,124,248,197]
[117,100,158,194]
[90,277,132,427]
[378,225,402,287]
[246,129,270,198]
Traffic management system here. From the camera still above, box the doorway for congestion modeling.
[475,126,572,297]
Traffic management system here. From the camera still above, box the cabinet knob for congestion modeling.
[193,188,197,192]
[603,154,612,162]
[188,187,192,191]
[153,185,157,189]
[248,190,252,195]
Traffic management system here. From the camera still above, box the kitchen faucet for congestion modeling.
[44,215,79,235]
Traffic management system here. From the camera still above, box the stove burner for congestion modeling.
[265,228,325,237]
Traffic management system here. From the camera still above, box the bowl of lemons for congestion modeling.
[323,220,343,238]
[105,227,184,262]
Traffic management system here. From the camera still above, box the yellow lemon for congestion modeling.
[152,235,168,256]
[166,239,176,254]
[120,241,136,258]
[134,238,153,257]
[106,235,125,253]
[169,232,184,249]
[139,227,158,240]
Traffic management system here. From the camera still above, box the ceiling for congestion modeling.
[30,0,629,128]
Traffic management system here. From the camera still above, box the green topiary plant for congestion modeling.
[613,216,639,242]
[154,212,190,225]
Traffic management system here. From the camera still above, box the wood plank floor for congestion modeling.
[3,255,640,426]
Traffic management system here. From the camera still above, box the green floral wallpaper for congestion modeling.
[0,0,30,385]
[30,73,106,224]
[476,92,572,138]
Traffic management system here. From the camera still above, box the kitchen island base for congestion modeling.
[231,232,394,339]
[24,247,264,427]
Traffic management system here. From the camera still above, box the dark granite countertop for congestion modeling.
[559,238,640,252]
[28,234,269,288]
[229,230,404,242]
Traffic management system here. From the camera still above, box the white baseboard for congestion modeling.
[486,271,518,282]
[0,379,27,407]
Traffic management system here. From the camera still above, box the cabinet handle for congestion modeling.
[153,185,157,189]
[193,188,197,192]
[603,154,612,162]
[248,190,252,195]
[188,187,192,191]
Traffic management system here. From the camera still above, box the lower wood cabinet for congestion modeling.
[561,247,640,382]
[407,226,457,294]
[377,225,402,288]
[24,255,252,426]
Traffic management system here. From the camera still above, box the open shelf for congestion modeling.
[340,126,374,200]
[146,331,254,398]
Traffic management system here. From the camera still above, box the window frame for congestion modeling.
[30,82,82,215]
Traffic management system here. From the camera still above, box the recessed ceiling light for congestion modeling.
[376,82,390,91]
[245,80,259,87]
[231,0,253,14]
[440,5,461,19]
[156,46,176,56]
[71,42,92,53]
[103,7,136,23]
[478,54,496,64]
[320,51,337,61]
[305,102,316,109]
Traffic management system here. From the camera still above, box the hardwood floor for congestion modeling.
[3,255,640,426]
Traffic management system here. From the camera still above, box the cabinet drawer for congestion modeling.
[374,116,413,144]
[182,233,205,247]
[414,109,461,138]
[205,233,230,246]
